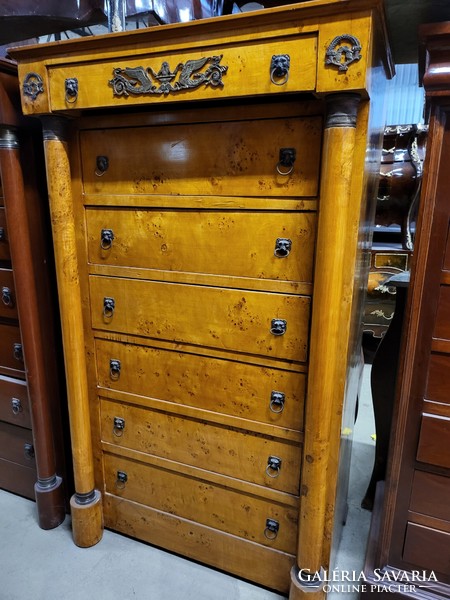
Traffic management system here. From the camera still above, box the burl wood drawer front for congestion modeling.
[0,375,30,429]
[0,208,10,261]
[90,276,310,362]
[403,522,450,576]
[103,453,298,553]
[417,414,450,469]
[0,268,18,320]
[96,339,305,432]
[49,35,317,112]
[100,399,302,495]
[80,116,321,198]
[86,209,316,286]
[0,421,35,468]
[0,323,24,375]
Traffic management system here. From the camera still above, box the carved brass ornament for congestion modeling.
[23,72,44,100]
[325,34,362,72]
[109,56,228,97]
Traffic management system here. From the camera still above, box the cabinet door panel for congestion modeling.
[90,276,310,362]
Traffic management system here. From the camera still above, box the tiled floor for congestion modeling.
[0,366,375,600]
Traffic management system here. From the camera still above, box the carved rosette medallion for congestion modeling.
[109,55,228,97]
[325,35,362,72]
[23,72,44,100]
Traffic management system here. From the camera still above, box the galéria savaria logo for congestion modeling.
[293,568,438,594]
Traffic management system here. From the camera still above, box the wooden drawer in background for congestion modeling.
[100,398,302,495]
[0,375,30,429]
[0,208,10,261]
[86,209,316,289]
[410,470,450,522]
[403,522,450,576]
[90,276,310,362]
[417,413,450,469]
[96,338,305,432]
[0,268,18,320]
[0,457,36,499]
[0,323,24,377]
[0,421,35,467]
[80,116,322,198]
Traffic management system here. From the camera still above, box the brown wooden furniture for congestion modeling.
[10,3,393,596]
[361,22,450,599]
[0,58,68,528]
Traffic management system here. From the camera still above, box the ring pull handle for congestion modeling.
[266,455,282,478]
[110,359,121,381]
[274,238,292,258]
[101,228,114,250]
[270,391,285,414]
[2,286,14,307]
[113,416,125,437]
[24,443,35,460]
[115,470,128,490]
[13,343,23,361]
[0,227,5,241]
[270,54,290,86]
[270,319,287,336]
[276,148,296,176]
[11,398,22,415]
[65,77,78,104]
[264,518,280,540]
[95,155,109,177]
[103,297,115,319]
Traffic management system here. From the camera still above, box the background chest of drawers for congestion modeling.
[0,58,69,529]
[11,2,393,596]
[362,23,450,599]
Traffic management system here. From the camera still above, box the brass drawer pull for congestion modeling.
[24,443,35,460]
[110,359,121,380]
[270,54,290,86]
[100,228,114,250]
[274,238,292,258]
[266,455,282,478]
[276,147,296,176]
[95,155,109,177]
[116,470,128,489]
[13,343,23,361]
[65,77,78,103]
[269,391,285,414]
[113,416,125,437]
[270,319,287,336]
[11,398,22,415]
[2,286,13,307]
[264,518,279,540]
[103,297,115,319]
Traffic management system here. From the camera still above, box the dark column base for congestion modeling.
[35,475,66,530]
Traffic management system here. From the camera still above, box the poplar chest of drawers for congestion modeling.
[11,3,392,596]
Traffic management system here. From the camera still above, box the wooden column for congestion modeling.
[41,116,103,546]
[0,126,65,529]
[290,93,361,599]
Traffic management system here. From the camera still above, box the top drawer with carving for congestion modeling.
[47,35,317,112]
[80,116,322,198]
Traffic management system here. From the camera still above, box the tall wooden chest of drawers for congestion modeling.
[11,3,393,596]
[0,58,68,529]
[361,23,450,600]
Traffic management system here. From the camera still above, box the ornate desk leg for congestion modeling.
[0,126,65,529]
[41,116,103,546]
[290,93,361,599]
